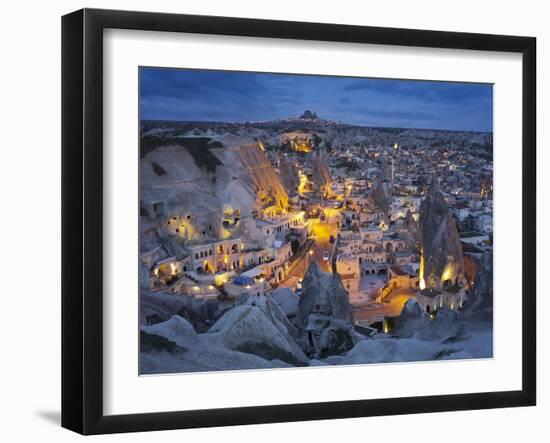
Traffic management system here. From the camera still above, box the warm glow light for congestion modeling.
[214,273,229,286]
[419,248,425,289]
[294,143,312,153]
[298,169,308,194]
[441,262,454,283]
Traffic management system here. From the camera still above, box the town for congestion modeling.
[139,110,493,373]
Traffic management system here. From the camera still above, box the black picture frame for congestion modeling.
[61,8,537,435]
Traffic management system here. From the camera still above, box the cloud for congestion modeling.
[343,78,492,105]
[330,105,439,129]
[139,67,493,131]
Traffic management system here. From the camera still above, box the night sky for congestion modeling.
[140,67,493,132]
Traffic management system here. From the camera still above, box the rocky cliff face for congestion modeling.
[208,300,309,366]
[140,315,294,373]
[462,251,493,322]
[394,299,464,341]
[403,208,421,248]
[311,149,332,197]
[297,261,354,326]
[278,155,300,197]
[140,141,288,249]
[296,261,355,357]
[232,143,289,210]
[394,299,430,338]
[419,181,465,290]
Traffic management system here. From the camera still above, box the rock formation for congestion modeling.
[296,261,355,357]
[416,306,463,341]
[270,287,300,318]
[141,315,293,373]
[208,302,309,366]
[394,299,464,341]
[403,208,421,248]
[311,148,332,197]
[372,175,392,216]
[143,314,198,344]
[278,155,300,197]
[394,299,430,338]
[462,251,493,321]
[238,292,304,344]
[297,261,354,326]
[419,180,465,290]
[140,140,288,249]
[232,143,289,210]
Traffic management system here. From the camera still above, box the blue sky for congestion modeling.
[140,67,493,132]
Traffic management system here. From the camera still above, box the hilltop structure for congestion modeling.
[298,110,319,120]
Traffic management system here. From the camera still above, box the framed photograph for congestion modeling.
[62,8,536,435]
